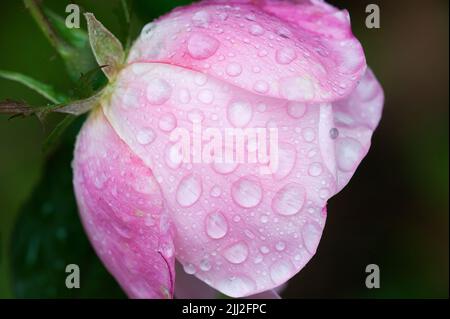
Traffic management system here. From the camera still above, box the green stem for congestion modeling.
[23,0,68,53]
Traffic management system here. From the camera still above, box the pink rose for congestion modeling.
[73,0,384,298]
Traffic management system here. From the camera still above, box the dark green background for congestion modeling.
[0,0,448,298]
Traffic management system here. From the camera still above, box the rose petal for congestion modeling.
[331,68,384,191]
[73,109,175,299]
[104,63,335,297]
[128,0,366,103]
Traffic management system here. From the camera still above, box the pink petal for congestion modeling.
[73,110,176,298]
[103,63,335,297]
[128,0,366,103]
[332,68,384,191]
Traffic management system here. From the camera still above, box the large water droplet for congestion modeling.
[302,222,322,254]
[226,63,243,77]
[183,263,196,275]
[146,78,172,105]
[216,276,256,298]
[270,260,295,285]
[228,101,253,127]
[280,76,315,100]
[276,47,297,65]
[199,258,212,271]
[231,177,263,208]
[197,89,214,104]
[273,146,296,180]
[176,175,202,207]
[222,241,249,264]
[336,137,363,172]
[272,183,306,216]
[159,113,177,132]
[253,80,269,93]
[205,211,228,239]
[249,23,264,36]
[192,11,210,28]
[302,128,316,142]
[212,161,238,175]
[136,128,156,145]
[188,33,219,59]
[308,162,323,176]
[287,102,307,118]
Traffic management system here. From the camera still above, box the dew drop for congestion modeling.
[176,175,202,207]
[146,78,172,105]
[159,113,177,132]
[276,47,297,65]
[222,242,249,264]
[228,101,253,127]
[216,276,256,298]
[272,183,306,216]
[205,211,228,239]
[335,137,363,172]
[287,102,307,118]
[226,63,243,77]
[198,89,214,104]
[270,260,295,285]
[253,80,269,93]
[302,128,316,142]
[188,33,219,59]
[275,241,286,251]
[249,23,264,36]
[302,222,322,254]
[231,177,263,208]
[136,128,156,145]
[199,258,212,271]
[329,127,339,139]
[183,263,196,275]
[308,162,323,177]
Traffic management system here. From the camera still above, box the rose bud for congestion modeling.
[72,0,384,298]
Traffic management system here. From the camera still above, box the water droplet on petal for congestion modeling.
[275,241,286,251]
[178,88,191,104]
[159,113,177,132]
[212,161,238,174]
[197,89,214,104]
[222,241,249,264]
[146,78,172,105]
[287,102,307,118]
[336,138,363,172]
[249,23,264,36]
[276,47,297,65]
[192,11,210,28]
[228,101,253,127]
[205,211,228,239]
[270,260,295,285]
[199,258,212,271]
[231,177,263,208]
[302,222,322,254]
[308,162,323,177]
[280,76,315,100]
[176,175,202,207]
[226,63,243,77]
[329,127,339,139]
[302,128,316,142]
[188,33,219,59]
[253,80,269,93]
[136,128,156,145]
[272,183,306,216]
[216,276,256,298]
[183,263,196,274]
[210,185,222,197]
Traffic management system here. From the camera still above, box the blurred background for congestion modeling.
[0,0,448,298]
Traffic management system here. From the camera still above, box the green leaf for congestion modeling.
[10,118,126,298]
[0,70,67,104]
[85,13,125,80]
